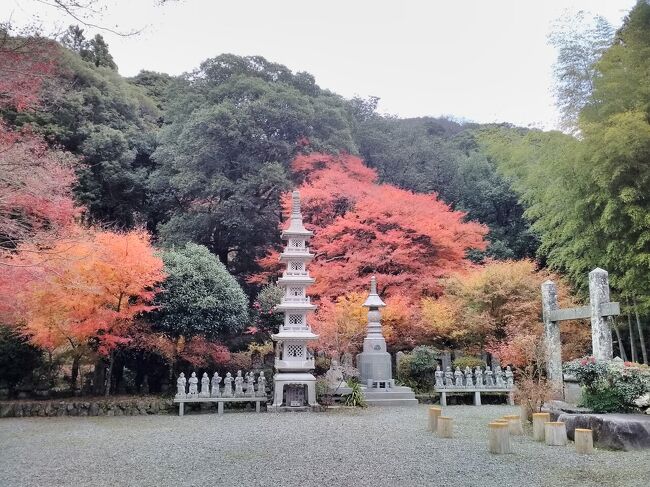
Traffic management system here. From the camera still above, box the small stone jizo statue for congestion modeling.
[246,372,256,397]
[454,367,464,387]
[464,367,474,388]
[495,366,505,387]
[257,371,267,397]
[188,372,199,396]
[485,368,494,387]
[505,366,514,388]
[234,370,244,397]
[474,366,484,388]
[176,372,186,398]
[199,372,210,398]
[444,366,454,387]
[223,372,233,397]
[211,372,221,397]
[434,365,444,388]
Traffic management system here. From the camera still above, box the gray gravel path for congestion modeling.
[0,404,647,487]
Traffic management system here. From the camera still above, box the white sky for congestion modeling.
[3,0,638,129]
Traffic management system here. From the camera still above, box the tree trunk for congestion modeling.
[628,313,638,363]
[70,355,80,393]
[104,352,115,397]
[633,300,648,364]
[613,320,628,361]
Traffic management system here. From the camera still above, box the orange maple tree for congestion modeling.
[8,228,166,392]
[256,153,488,303]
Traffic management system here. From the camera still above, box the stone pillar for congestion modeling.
[541,280,562,392]
[588,268,613,361]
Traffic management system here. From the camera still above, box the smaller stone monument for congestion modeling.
[325,359,348,391]
[445,367,454,387]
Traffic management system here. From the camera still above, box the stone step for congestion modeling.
[364,398,419,407]
[363,391,417,400]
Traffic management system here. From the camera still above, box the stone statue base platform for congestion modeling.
[267,404,326,413]
[360,385,418,407]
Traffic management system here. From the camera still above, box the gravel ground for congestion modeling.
[0,404,648,487]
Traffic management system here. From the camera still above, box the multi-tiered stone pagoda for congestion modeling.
[270,191,319,410]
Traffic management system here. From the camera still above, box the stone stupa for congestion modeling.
[357,276,417,406]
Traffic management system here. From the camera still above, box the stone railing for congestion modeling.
[434,365,515,406]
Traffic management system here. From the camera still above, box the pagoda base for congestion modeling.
[272,372,318,409]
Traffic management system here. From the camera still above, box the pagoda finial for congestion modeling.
[292,190,301,215]
[363,275,385,308]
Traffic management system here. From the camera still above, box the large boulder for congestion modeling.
[555,412,650,451]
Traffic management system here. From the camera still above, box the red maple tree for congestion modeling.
[256,153,488,303]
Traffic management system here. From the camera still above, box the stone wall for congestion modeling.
[0,396,175,418]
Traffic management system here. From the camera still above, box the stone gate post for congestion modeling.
[588,268,614,361]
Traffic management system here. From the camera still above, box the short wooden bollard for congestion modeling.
[532,412,550,441]
[437,416,454,438]
[503,415,524,435]
[428,406,442,432]
[488,422,512,454]
[575,428,594,454]
[544,421,568,446]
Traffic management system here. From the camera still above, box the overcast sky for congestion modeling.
[4,0,638,129]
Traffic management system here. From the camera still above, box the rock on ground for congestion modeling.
[0,405,648,487]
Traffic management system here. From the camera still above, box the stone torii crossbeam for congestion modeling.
[542,268,620,390]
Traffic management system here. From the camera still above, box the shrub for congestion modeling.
[452,356,486,370]
[343,381,366,408]
[396,346,441,393]
[563,357,650,413]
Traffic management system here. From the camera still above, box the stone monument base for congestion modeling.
[361,384,418,406]
[271,372,318,409]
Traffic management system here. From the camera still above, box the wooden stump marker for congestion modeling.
[575,428,594,454]
[502,414,524,435]
[544,421,567,446]
[428,406,442,432]
[437,416,454,438]
[532,412,550,441]
[488,422,512,454]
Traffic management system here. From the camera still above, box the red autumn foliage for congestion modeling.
[0,35,58,111]
[255,153,487,303]
[0,124,80,254]
[5,228,166,357]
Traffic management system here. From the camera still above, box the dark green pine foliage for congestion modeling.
[150,54,358,275]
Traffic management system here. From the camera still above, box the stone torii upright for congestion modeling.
[542,268,620,391]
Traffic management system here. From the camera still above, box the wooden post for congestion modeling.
[575,428,594,454]
[428,406,442,432]
[503,415,524,435]
[532,412,550,441]
[488,422,512,454]
[437,416,453,438]
[544,422,567,446]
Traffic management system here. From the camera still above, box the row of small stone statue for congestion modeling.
[434,365,514,389]
[175,371,267,398]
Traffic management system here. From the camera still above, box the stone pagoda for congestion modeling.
[270,191,319,410]
[357,276,417,406]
